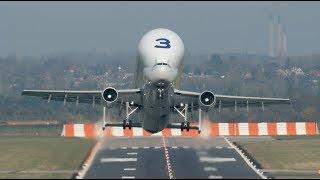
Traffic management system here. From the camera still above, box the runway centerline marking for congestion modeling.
[100,158,137,163]
[121,147,128,150]
[162,136,174,179]
[154,146,161,149]
[143,146,150,149]
[171,146,178,149]
[127,152,138,155]
[199,157,236,163]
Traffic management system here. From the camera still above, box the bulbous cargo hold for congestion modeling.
[134,28,185,88]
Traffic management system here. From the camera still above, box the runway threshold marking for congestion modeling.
[100,158,137,163]
[123,168,136,171]
[204,167,217,172]
[121,176,135,179]
[197,151,208,156]
[208,175,223,179]
[162,136,174,179]
[199,157,236,163]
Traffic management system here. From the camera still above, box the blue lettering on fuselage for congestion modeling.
[155,38,171,48]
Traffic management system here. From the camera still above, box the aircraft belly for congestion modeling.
[141,83,173,133]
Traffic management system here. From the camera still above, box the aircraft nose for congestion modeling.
[144,63,178,85]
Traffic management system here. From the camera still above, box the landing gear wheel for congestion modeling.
[122,120,126,129]
[180,122,185,131]
[186,122,190,132]
[128,120,132,130]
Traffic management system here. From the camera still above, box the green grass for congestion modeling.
[236,136,320,179]
[0,125,62,136]
[0,136,94,179]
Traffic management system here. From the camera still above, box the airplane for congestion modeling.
[22,28,291,134]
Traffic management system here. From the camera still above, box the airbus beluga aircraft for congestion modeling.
[22,28,290,134]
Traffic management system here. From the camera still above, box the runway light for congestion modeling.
[180,103,184,107]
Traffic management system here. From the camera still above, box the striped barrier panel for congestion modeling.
[61,123,96,138]
[209,122,318,136]
[61,122,318,138]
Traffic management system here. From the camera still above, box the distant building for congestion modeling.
[268,13,287,58]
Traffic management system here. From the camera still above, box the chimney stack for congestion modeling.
[268,14,275,57]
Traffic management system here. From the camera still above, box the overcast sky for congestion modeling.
[1,1,320,57]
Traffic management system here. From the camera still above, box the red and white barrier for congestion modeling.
[208,122,318,136]
[61,121,318,138]
[61,123,96,138]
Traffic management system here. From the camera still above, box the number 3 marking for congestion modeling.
[155,38,171,49]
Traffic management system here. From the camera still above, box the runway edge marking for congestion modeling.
[77,139,103,179]
[223,137,268,179]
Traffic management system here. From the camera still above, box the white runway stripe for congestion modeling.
[204,167,217,172]
[208,175,223,179]
[123,168,136,171]
[121,176,135,179]
[197,151,207,155]
[199,157,236,163]
[100,158,137,163]
[127,152,138,155]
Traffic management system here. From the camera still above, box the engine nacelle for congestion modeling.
[102,87,118,103]
[199,91,216,112]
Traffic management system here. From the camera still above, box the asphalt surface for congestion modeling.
[83,137,262,179]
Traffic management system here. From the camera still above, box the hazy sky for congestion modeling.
[1,1,320,57]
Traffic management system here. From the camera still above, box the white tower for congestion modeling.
[276,15,282,57]
[282,28,287,57]
[268,14,275,57]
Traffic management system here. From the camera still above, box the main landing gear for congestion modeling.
[102,101,138,131]
[123,120,132,130]
[180,121,190,131]
[174,103,201,134]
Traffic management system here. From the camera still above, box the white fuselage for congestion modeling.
[134,28,185,133]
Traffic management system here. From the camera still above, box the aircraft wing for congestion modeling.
[21,89,141,106]
[174,89,291,109]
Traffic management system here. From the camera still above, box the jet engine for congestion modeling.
[199,91,216,112]
[102,87,118,103]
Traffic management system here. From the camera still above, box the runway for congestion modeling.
[83,137,262,179]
